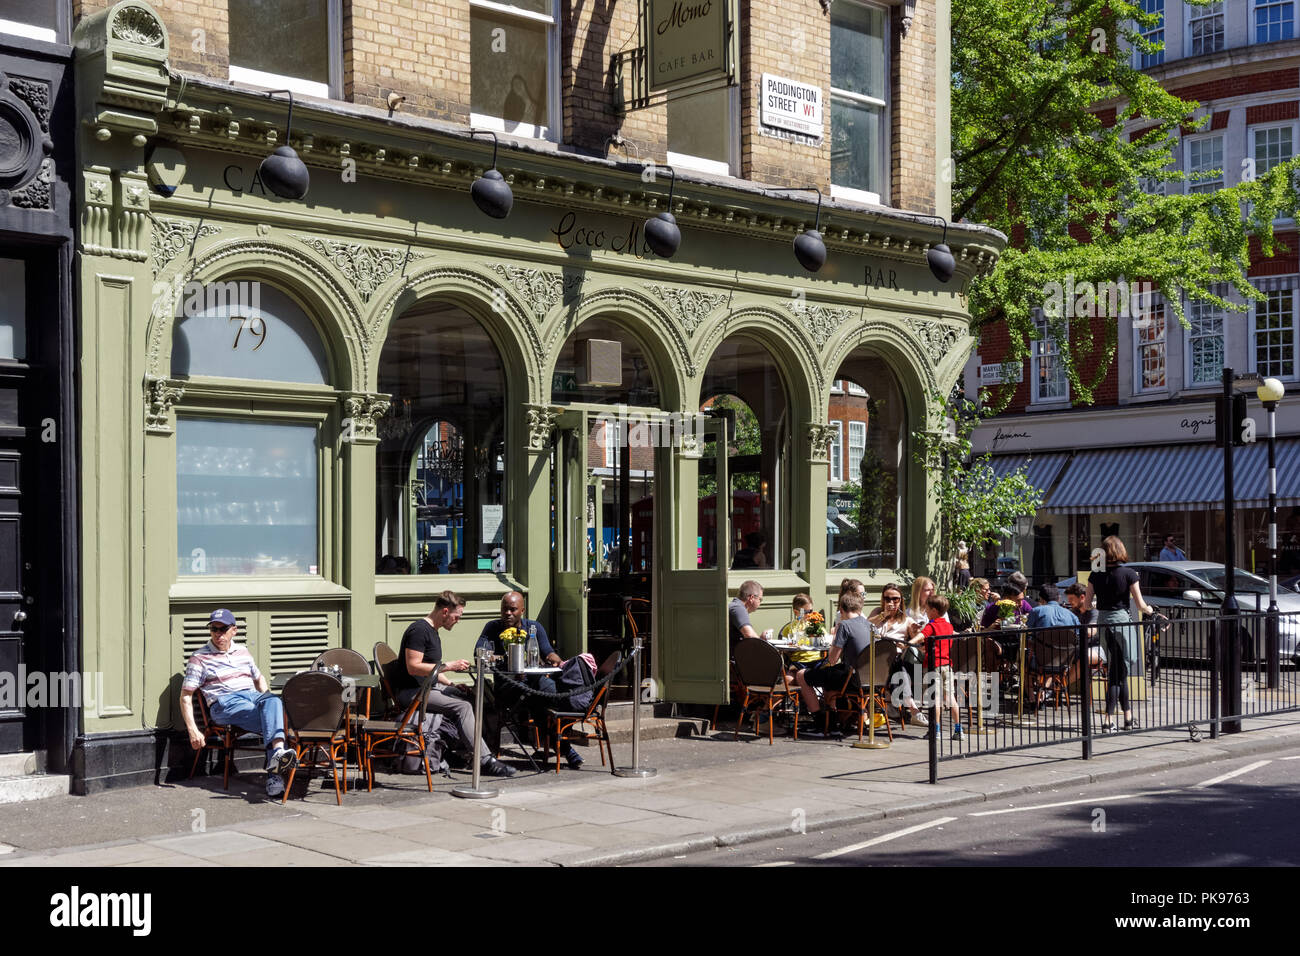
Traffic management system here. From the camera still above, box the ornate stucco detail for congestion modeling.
[151,217,222,273]
[905,318,963,366]
[144,376,185,434]
[787,302,855,351]
[490,264,581,320]
[677,429,702,460]
[342,393,392,443]
[296,236,427,303]
[525,405,560,451]
[647,285,728,336]
[111,4,166,47]
[10,158,53,210]
[7,76,51,133]
[807,423,836,464]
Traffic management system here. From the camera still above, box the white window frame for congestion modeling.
[1184,296,1227,391]
[1030,311,1070,405]
[1187,1,1225,56]
[830,379,845,394]
[1251,122,1296,177]
[1255,0,1296,43]
[602,421,617,469]
[228,0,343,99]
[829,0,891,206]
[1251,279,1300,383]
[468,0,562,143]
[1133,302,1168,395]
[1186,133,1225,194]
[847,420,866,483]
[1134,0,1165,69]
[846,380,868,396]
[667,86,741,178]
[829,420,844,483]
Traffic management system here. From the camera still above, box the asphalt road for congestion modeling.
[649,748,1300,867]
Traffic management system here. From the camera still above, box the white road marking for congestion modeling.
[970,791,1167,816]
[813,816,956,859]
[754,861,795,867]
[1279,755,1300,761]
[1193,760,1271,789]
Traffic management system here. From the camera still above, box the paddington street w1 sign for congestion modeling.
[760,74,823,138]
[647,0,731,91]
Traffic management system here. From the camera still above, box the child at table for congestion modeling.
[922,594,963,741]
[780,593,823,675]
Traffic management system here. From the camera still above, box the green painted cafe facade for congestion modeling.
[70,3,1003,790]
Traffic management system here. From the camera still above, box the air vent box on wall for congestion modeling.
[577,338,622,387]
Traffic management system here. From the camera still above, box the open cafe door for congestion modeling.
[551,409,588,659]
[656,415,729,703]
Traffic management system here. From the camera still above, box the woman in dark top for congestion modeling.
[1085,535,1163,732]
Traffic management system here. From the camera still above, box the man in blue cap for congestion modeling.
[180,608,299,797]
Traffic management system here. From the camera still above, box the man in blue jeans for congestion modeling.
[180,608,299,797]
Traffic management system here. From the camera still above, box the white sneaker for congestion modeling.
[265,773,286,798]
[269,747,298,775]
[909,710,929,727]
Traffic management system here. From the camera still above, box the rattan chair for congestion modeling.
[187,692,265,789]
[1030,628,1079,709]
[313,647,371,675]
[834,641,895,741]
[732,638,799,744]
[546,652,620,772]
[359,667,440,792]
[372,642,401,719]
[280,671,350,805]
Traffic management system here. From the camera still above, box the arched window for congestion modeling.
[826,352,908,570]
[699,335,790,570]
[171,281,331,383]
[551,317,660,407]
[172,279,334,578]
[375,302,506,575]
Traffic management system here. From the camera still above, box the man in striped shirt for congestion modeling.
[180,608,298,797]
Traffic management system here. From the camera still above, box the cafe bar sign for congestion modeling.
[646,0,736,92]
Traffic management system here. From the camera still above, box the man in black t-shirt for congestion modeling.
[396,590,516,778]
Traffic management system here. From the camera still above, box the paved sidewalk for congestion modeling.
[1,716,1297,866]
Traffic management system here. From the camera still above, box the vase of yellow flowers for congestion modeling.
[501,627,528,671]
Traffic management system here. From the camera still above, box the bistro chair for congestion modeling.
[359,667,440,792]
[280,671,350,806]
[948,634,1001,729]
[372,642,401,719]
[834,641,895,742]
[187,692,265,789]
[1029,628,1079,709]
[546,651,620,773]
[732,638,799,744]
[313,647,370,676]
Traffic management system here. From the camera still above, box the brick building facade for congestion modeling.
[965,2,1300,586]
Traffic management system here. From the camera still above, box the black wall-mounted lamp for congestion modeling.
[642,164,681,258]
[469,129,513,219]
[921,215,956,283]
[768,187,827,273]
[258,90,310,201]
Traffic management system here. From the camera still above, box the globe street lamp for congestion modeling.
[1257,376,1285,688]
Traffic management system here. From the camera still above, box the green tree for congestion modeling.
[698,394,761,496]
[954,0,1300,408]
[914,393,1044,590]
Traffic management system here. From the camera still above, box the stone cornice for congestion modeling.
[147,76,1004,280]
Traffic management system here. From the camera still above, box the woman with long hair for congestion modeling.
[1086,535,1164,732]
[907,576,936,625]
[870,583,928,727]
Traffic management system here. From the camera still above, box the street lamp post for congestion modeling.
[1257,377,1285,689]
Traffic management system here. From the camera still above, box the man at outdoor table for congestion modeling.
[474,592,586,769]
[1026,585,1080,630]
[395,590,517,778]
[729,580,764,649]
[179,608,299,798]
[794,590,873,739]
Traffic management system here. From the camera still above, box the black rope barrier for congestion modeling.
[484,644,640,701]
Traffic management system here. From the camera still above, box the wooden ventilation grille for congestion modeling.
[180,615,250,664]
[268,612,331,675]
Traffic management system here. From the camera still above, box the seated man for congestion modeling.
[179,609,298,798]
[1064,582,1103,668]
[475,592,585,769]
[1026,585,1081,630]
[794,590,873,738]
[729,580,764,649]
[394,590,516,778]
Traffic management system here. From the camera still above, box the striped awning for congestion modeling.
[1044,440,1300,513]
[985,452,1071,495]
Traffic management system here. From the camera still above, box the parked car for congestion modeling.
[1122,562,1300,666]
[827,550,889,570]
